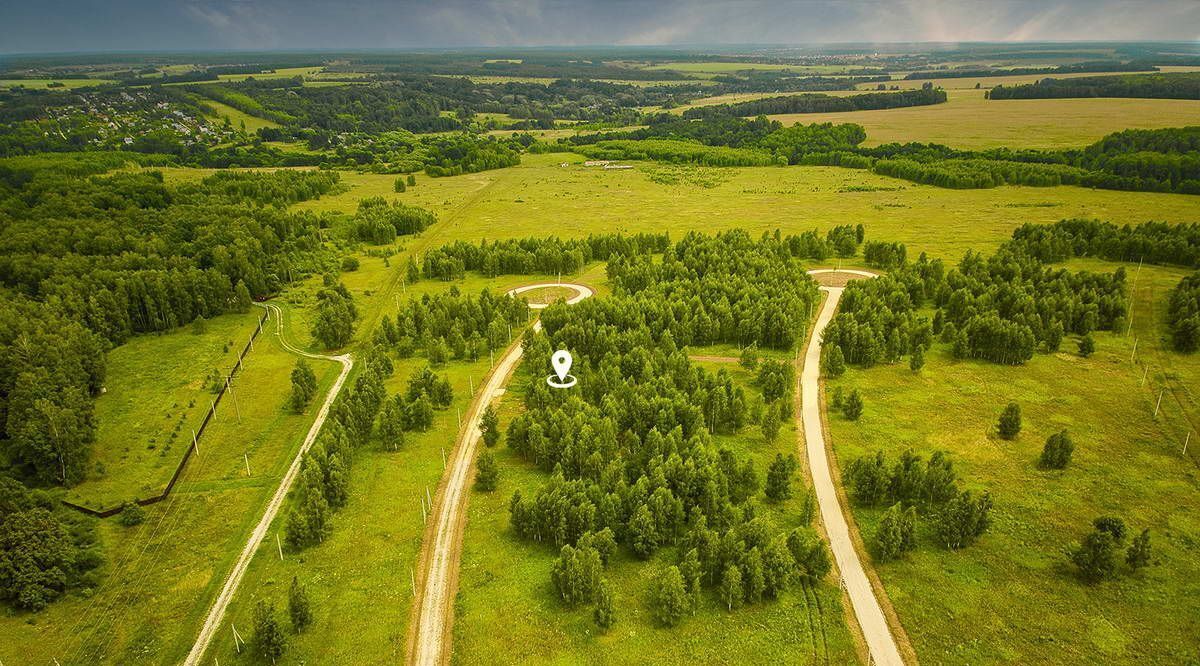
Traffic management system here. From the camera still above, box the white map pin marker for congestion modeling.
[552,350,572,381]
[547,350,577,388]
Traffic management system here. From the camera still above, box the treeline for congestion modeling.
[506,232,832,626]
[681,87,947,120]
[1167,274,1200,352]
[597,230,823,349]
[376,287,529,362]
[987,72,1200,100]
[903,61,1156,80]
[0,163,341,488]
[420,233,669,281]
[1007,219,1200,268]
[348,197,436,244]
[0,476,102,610]
[824,248,1128,367]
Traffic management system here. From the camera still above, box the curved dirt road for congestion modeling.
[802,268,906,666]
[184,302,353,666]
[409,282,593,666]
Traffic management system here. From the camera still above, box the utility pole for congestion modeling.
[1154,388,1164,416]
[1130,338,1138,363]
[1184,432,1191,456]
[244,453,251,477]
[193,429,200,456]
[276,534,283,561]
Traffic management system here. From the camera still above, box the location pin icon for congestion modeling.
[552,350,573,382]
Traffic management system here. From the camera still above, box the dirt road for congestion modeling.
[409,282,593,666]
[801,269,906,666]
[183,302,353,666]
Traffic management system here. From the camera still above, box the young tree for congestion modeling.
[842,389,864,421]
[407,173,417,187]
[787,529,832,582]
[475,450,499,491]
[997,402,1021,440]
[764,453,798,502]
[719,564,744,612]
[1093,516,1127,543]
[376,395,406,451]
[1126,529,1151,570]
[480,404,500,447]
[874,503,915,562]
[909,344,925,372]
[289,360,318,413]
[393,177,407,193]
[593,578,616,631]
[288,577,312,633]
[252,599,287,662]
[1038,430,1074,470]
[285,463,330,548]
[823,345,846,378]
[1069,529,1118,584]
[118,502,146,527]
[233,280,253,313]
[933,491,992,550]
[743,547,766,603]
[650,566,689,627]
[739,344,759,371]
[551,544,602,606]
[760,405,781,444]
[761,539,797,598]
[1078,334,1096,358]
[629,504,659,559]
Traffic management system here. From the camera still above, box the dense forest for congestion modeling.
[0,162,344,490]
[824,244,1128,367]
[987,72,1200,100]
[507,231,831,623]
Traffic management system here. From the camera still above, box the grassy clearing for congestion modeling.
[878,65,1200,91]
[195,97,280,131]
[66,311,263,509]
[453,356,857,664]
[294,153,1200,263]
[767,88,1200,149]
[0,313,338,666]
[824,260,1200,664]
[0,78,113,89]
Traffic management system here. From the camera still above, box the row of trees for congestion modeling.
[680,87,947,120]
[1008,219,1200,269]
[420,233,669,281]
[987,72,1200,101]
[823,248,1127,368]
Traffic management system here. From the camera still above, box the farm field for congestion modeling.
[766,89,1200,149]
[824,260,1200,664]
[196,97,281,131]
[0,78,114,89]
[293,153,1200,262]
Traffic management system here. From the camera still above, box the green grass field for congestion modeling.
[293,153,1200,263]
[196,97,281,131]
[452,355,858,665]
[66,310,263,509]
[824,260,1200,664]
[0,308,338,665]
[0,78,114,89]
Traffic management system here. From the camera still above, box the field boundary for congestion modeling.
[61,309,270,519]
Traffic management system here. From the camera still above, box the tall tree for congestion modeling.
[288,576,312,633]
[997,402,1021,440]
[252,599,287,662]
[650,566,689,627]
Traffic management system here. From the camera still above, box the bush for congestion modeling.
[1039,430,1074,469]
[1078,334,1095,357]
[341,256,360,272]
[117,502,146,527]
[997,402,1021,440]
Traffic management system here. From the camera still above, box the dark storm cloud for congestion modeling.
[1,0,1197,53]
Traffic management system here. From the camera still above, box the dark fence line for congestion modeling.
[62,310,270,519]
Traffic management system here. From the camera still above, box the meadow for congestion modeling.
[66,310,263,509]
[0,78,113,89]
[292,153,1200,262]
[824,260,1200,664]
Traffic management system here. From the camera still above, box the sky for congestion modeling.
[1,0,1198,54]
